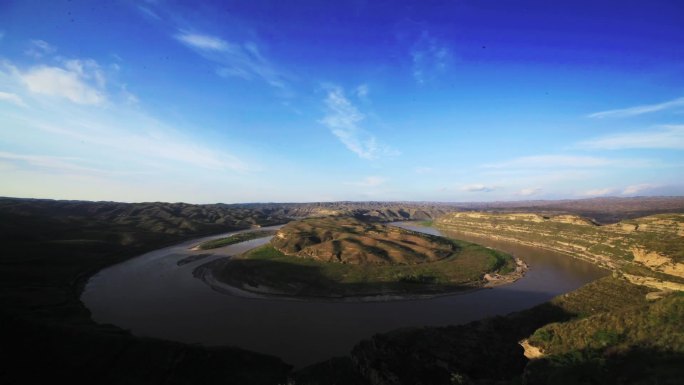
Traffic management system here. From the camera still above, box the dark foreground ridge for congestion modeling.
[1,196,683,384]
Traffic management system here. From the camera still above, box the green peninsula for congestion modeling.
[199,216,521,298]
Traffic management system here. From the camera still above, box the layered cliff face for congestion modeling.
[271,216,455,265]
[436,212,684,280]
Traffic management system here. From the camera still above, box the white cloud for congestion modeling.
[578,125,684,150]
[0,54,253,203]
[20,65,105,105]
[138,5,161,20]
[462,184,494,192]
[484,155,615,169]
[622,184,659,195]
[0,151,107,175]
[588,97,684,118]
[411,31,451,85]
[320,87,397,160]
[1,56,248,173]
[25,39,56,58]
[35,119,248,172]
[355,84,369,100]
[0,91,27,107]
[518,187,541,196]
[582,188,614,197]
[63,59,106,88]
[175,31,231,51]
[175,31,288,90]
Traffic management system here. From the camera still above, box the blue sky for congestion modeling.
[0,0,683,203]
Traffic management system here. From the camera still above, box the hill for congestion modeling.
[271,217,455,265]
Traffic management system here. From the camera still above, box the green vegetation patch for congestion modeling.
[530,291,683,354]
[196,230,276,250]
[525,293,684,385]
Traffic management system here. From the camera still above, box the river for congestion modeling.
[81,222,607,368]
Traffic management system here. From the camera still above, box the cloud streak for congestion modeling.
[320,87,397,160]
[25,39,56,58]
[0,91,27,107]
[518,187,541,196]
[483,155,616,169]
[588,97,684,118]
[411,31,451,85]
[622,184,658,195]
[0,151,108,175]
[1,56,250,175]
[582,188,614,197]
[578,125,684,150]
[35,118,248,173]
[174,30,288,90]
[20,64,106,105]
[462,184,494,192]
[175,31,230,51]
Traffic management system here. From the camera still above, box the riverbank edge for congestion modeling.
[192,255,528,303]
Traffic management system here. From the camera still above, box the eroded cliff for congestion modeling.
[436,212,684,283]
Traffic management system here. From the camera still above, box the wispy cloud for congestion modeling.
[484,155,615,169]
[355,84,369,101]
[25,39,56,58]
[320,87,397,160]
[588,97,684,118]
[0,151,107,175]
[0,91,27,107]
[1,56,250,174]
[578,125,684,150]
[174,30,288,90]
[518,187,542,196]
[175,31,230,51]
[622,183,659,195]
[19,60,106,105]
[462,184,494,192]
[582,188,614,197]
[411,31,451,85]
[35,119,248,172]
[137,5,161,21]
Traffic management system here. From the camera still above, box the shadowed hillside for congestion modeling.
[296,277,684,385]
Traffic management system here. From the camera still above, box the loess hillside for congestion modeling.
[271,217,455,265]
[436,212,684,283]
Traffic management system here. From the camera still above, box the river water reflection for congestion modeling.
[81,222,607,368]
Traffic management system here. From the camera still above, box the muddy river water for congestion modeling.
[81,222,607,368]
